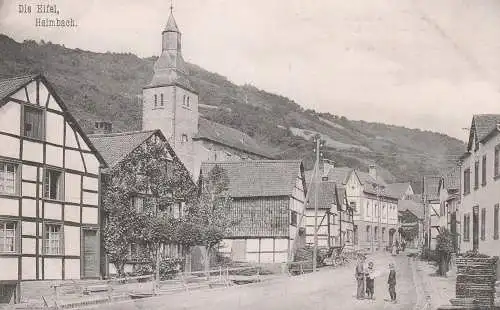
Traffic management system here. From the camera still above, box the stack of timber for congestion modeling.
[455,254,498,309]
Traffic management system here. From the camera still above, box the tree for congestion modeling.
[400,224,419,243]
[102,137,197,278]
[435,227,455,276]
[186,164,233,274]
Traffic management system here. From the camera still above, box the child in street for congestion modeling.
[365,261,375,299]
[387,263,397,303]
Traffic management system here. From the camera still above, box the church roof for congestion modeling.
[195,118,275,159]
[145,53,195,92]
[200,160,303,198]
[164,13,180,32]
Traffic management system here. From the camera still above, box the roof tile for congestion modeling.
[89,130,157,168]
[0,75,37,102]
[195,118,274,159]
[200,160,302,198]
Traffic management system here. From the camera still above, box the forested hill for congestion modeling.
[0,35,465,190]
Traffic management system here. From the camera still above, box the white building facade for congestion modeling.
[460,115,500,260]
[0,75,106,303]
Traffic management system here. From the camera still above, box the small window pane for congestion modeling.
[0,222,17,253]
[0,163,18,195]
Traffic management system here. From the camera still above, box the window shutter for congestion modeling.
[495,204,499,240]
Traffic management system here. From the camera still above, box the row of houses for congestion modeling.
[418,114,500,282]
[0,10,409,303]
[0,11,332,303]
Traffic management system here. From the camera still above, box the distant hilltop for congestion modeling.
[0,34,465,189]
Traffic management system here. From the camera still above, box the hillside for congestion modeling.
[0,35,466,189]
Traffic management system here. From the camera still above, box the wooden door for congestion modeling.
[83,229,99,278]
[231,240,246,262]
[473,206,479,251]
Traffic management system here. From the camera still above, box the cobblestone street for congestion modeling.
[88,252,419,310]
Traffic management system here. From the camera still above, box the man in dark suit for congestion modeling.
[388,263,397,303]
[355,254,366,299]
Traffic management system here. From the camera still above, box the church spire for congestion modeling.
[164,6,179,33]
[146,4,194,91]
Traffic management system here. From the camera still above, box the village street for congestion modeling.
[89,252,420,310]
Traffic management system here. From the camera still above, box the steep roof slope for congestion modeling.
[200,160,303,198]
[89,130,158,168]
[196,117,274,159]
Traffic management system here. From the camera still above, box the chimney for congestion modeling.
[322,159,335,178]
[369,164,377,180]
[93,121,112,134]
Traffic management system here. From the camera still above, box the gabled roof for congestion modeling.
[89,130,160,168]
[423,175,441,201]
[306,181,339,210]
[385,182,412,198]
[195,118,274,159]
[468,114,500,150]
[0,74,107,168]
[325,167,355,185]
[0,75,37,103]
[441,166,460,192]
[200,160,303,198]
[356,171,399,199]
[399,199,424,219]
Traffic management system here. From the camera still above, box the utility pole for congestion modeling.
[377,186,382,251]
[312,135,323,273]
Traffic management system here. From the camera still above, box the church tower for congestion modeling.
[142,8,199,177]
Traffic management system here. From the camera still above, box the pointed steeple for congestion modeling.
[145,5,195,92]
[164,12,179,33]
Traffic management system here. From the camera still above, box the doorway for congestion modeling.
[82,229,99,279]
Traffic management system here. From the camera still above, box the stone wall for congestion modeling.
[455,255,498,308]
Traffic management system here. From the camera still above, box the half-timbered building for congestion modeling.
[0,74,106,303]
[200,160,306,263]
[304,180,354,250]
[89,129,195,276]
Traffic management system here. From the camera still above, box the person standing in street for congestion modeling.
[355,254,366,299]
[365,261,375,299]
[387,263,397,303]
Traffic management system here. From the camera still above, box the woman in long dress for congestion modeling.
[391,243,397,256]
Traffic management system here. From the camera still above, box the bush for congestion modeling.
[420,248,439,262]
[159,257,184,280]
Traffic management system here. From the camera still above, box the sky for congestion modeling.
[1,0,500,141]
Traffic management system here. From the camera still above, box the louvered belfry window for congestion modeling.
[24,106,44,140]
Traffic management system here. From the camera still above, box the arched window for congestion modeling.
[154,94,158,107]
[183,95,186,105]
[187,96,190,107]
